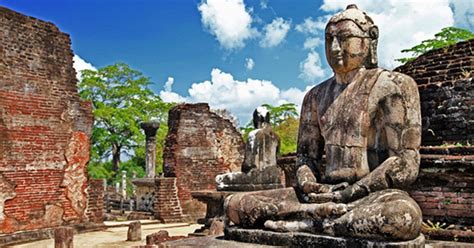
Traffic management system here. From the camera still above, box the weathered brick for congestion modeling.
[0,7,94,234]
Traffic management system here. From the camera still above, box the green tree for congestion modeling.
[396,27,474,63]
[79,63,172,177]
[273,117,299,155]
[241,103,299,154]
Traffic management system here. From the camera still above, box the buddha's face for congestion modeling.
[325,20,371,74]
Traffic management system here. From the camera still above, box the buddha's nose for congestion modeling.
[330,38,341,54]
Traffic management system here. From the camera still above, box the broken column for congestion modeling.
[54,227,74,248]
[131,121,160,212]
[141,121,160,178]
[127,221,142,241]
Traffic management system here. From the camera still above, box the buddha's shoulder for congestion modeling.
[304,77,335,99]
[375,69,417,86]
[372,69,419,97]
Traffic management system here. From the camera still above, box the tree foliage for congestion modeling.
[79,63,173,180]
[396,27,474,64]
[241,103,299,155]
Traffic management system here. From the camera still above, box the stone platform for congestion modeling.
[191,190,234,228]
[225,227,426,248]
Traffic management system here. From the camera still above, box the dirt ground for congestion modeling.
[9,222,202,248]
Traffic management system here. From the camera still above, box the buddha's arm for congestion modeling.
[296,89,331,194]
[318,74,422,203]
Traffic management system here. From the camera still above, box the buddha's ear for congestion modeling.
[368,26,379,68]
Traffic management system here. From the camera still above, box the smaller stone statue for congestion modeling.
[215,106,282,191]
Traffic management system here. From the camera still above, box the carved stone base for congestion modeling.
[225,227,425,248]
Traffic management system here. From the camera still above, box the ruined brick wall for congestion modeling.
[154,178,185,223]
[0,7,93,233]
[163,103,244,218]
[395,40,473,146]
[395,40,474,225]
[86,179,105,224]
[409,147,473,225]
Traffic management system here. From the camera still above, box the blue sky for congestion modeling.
[2,0,472,125]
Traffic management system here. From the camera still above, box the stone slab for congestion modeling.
[225,227,426,248]
[160,235,279,247]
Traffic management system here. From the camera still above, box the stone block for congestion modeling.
[127,221,141,241]
[54,227,74,248]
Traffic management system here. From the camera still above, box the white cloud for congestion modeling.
[164,77,174,92]
[260,0,268,9]
[260,17,291,48]
[450,0,474,30]
[303,37,323,50]
[198,0,258,50]
[299,51,328,82]
[73,55,96,80]
[159,77,187,103]
[295,16,329,35]
[159,68,312,125]
[245,58,255,70]
[319,0,455,68]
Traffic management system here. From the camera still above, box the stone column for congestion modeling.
[54,227,74,248]
[140,121,160,178]
[127,221,142,241]
[121,170,127,199]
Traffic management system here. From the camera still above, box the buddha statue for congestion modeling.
[225,4,423,241]
[216,106,282,191]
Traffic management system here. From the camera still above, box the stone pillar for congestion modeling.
[54,227,74,248]
[140,121,160,178]
[121,170,127,199]
[127,221,142,241]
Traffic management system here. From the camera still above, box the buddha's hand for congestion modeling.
[329,182,349,192]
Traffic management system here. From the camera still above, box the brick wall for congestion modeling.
[154,178,185,223]
[163,103,244,219]
[86,179,105,224]
[395,40,473,146]
[0,7,93,233]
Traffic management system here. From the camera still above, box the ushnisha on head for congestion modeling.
[252,106,270,129]
[325,4,379,74]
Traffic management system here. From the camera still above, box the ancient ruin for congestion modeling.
[215,106,282,191]
[0,6,101,237]
[160,103,244,219]
[224,5,425,246]
[132,121,160,212]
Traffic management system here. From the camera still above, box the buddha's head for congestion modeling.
[325,4,379,74]
[253,106,270,129]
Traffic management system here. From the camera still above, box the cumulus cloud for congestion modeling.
[245,58,255,70]
[303,37,323,50]
[164,77,174,92]
[295,16,329,35]
[260,17,291,48]
[159,68,311,125]
[159,77,187,103]
[198,0,258,50]
[73,55,96,80]
[299,50,328,82]
[319,0,455,68]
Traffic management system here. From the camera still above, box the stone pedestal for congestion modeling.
[132,178,156,212]
[225,227,426,248]
[127,221,142,241]
[216,166,283,191]
[191,190,234,233]
[54,227,74,248]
